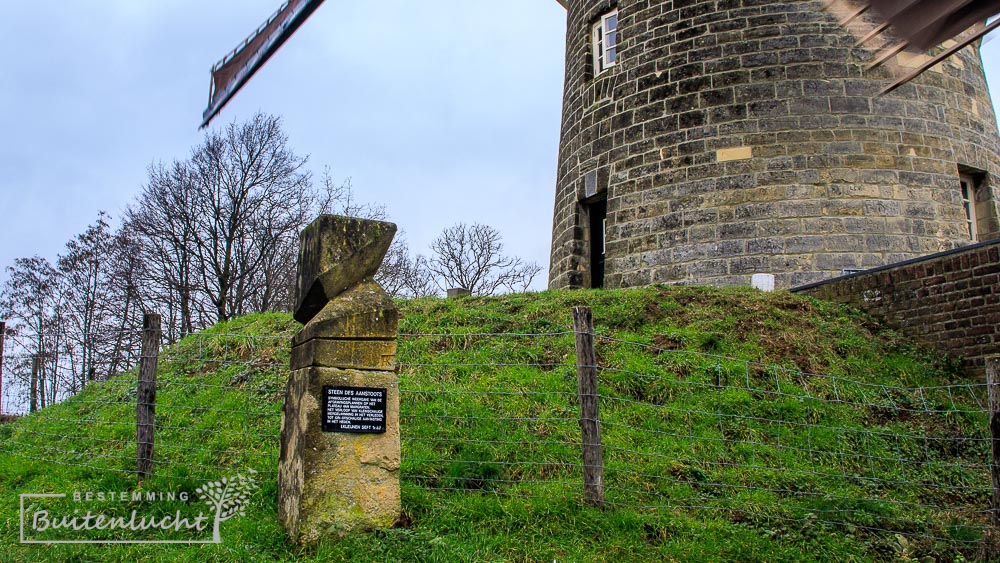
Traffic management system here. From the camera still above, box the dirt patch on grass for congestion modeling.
[652,334,685,351]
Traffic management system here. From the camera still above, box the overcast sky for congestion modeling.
[1,2,998,293]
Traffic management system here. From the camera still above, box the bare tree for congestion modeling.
[56,212,116,391]
[0,113,424,414]
[1,116,425,412]
[376,234,437,298]
[128,113,312,328]
[127,160,201,340]
[317,170,386,220]
[0,256,59,411]
[187,112,311,322]
[314,170,439,298]
[103,225,148,378]
[125,116,404,330]
[427,223,541,296]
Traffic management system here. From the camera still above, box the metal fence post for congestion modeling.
[989,356,1000,526]
[137,312,161,483]
[573,306,605,507]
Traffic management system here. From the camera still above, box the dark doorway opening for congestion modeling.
[587,199,607,289]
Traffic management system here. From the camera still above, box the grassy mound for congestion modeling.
[0,287,989,562]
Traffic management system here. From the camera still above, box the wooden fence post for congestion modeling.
[573,306,605,507]
[137,312,161,483]
[30,355,39,414]
[989,356,1000,526]
[0,321,5,415]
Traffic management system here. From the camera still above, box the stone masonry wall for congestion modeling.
[792,239,1000,375]
[549,0,1000,290]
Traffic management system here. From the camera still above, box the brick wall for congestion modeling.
[548,0,1000,291]
[792,239,1000,375]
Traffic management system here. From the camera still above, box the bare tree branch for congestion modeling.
[427,223,541,296]
[376,234,437,298]
[187,113,311,322]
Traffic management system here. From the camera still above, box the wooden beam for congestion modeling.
[882,16,1000,94]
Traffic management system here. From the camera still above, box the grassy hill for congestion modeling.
[0,286,991,562]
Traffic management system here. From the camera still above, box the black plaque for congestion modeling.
[321,386,387,433]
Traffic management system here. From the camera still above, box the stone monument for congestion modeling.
[278,215,401,543]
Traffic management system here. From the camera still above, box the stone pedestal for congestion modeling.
[278,215,401,544]
[279,367,400,542]
[289,281,398,372]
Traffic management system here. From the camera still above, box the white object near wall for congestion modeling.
[751,273,775,292]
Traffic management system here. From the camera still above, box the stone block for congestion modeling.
[294,215,397,324]
[291,339,397,372]
[731,255,771,274]
[292,281,398,346]
[815,253,861,270]
[279,368,400,543]
[716,146,752,162]
[785,235,825,253]
[708,240,745,258]
[747,237,783,254]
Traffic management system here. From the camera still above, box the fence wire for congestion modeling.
[0,331,287,483]
[593,344,989,548]
[0,327,994,552]
[396,331,583,503]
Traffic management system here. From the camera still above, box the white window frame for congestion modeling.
[592,9,619,75]
[601,217,607,255]
[959,173,978,241]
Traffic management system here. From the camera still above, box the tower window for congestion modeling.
[592,10,618,75]
[960,173,979,241]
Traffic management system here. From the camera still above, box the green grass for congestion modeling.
[0,286,991,561]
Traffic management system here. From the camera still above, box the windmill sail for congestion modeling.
[825,0,1000,93]
[201,0,326,128]
[865,0,1000,50]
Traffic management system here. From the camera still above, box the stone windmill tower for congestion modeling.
[548,0,1000,290]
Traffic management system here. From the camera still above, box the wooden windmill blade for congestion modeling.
[865,0,1000,50]
[201,0,326,128]
[825,0,1000,93]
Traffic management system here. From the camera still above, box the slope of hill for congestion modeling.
[0,286,989,562]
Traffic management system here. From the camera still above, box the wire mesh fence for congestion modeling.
[0,325,288,483]
[0,310,996,551]
[592,335,992,548]
[396,324,996,550]
[398,330,584,502]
